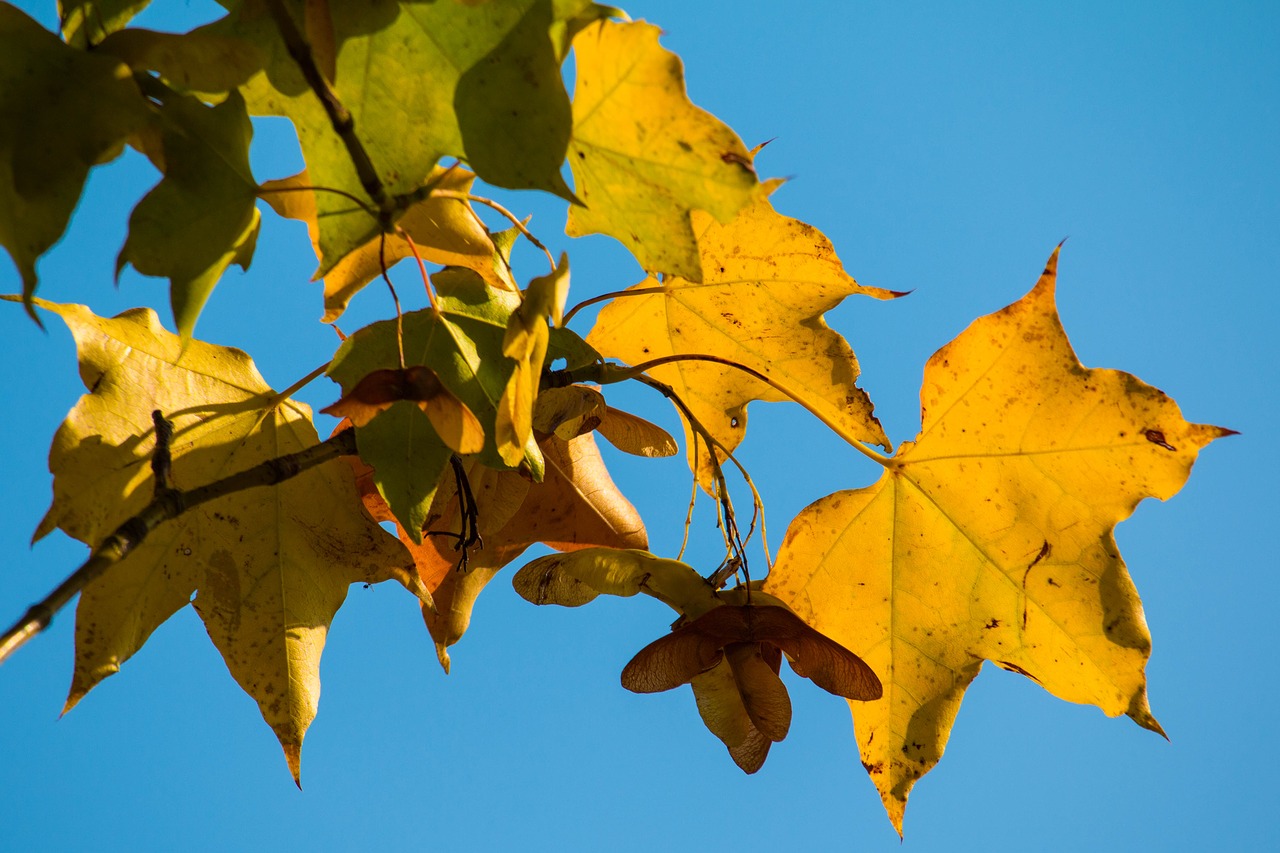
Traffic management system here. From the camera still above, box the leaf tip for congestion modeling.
[283,741,303,788]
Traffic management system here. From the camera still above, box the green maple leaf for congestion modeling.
[116,86,261,340]
[208,0,599,277]
[0,5,149,316]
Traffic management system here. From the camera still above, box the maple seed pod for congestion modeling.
[621,604,881,702]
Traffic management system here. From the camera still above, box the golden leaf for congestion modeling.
[765,248,1234,832]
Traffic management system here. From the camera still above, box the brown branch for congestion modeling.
[265,0,389,222]
[0,427,359,666]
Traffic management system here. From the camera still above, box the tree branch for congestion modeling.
[0,427,359,666]
[265,0,390,222]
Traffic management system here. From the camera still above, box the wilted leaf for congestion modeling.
[29,299,419,783]
[0,5,149,313]
[765,248,1234,831]
[116,87,261,340]
[566,19,759,280]
[589,191,897,489]
[327,270,544,482]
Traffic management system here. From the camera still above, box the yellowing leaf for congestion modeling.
[325,272,545,537]
[355,431,648,671]
[588,192,897,488]
[0,5,149,313]
[116,87,261,340]
[259,164,518,321]
[496,255,569,465]
[764,249,1234,832]
[207,0,583,276]
[565,19,760,280]
[30,300,419,783]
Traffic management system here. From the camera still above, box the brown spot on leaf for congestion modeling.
[1144,428,1176,451]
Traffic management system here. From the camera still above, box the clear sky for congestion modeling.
[1,1,1275,850]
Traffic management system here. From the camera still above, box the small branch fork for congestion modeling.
[427,455,483,572]
[0,418,359,667]
[546,358,775,589]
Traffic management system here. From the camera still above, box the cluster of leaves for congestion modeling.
[0,0,1230,833]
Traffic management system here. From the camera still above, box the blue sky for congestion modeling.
[1,1,1275,850]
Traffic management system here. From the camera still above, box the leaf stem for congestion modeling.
[0,428,359,667]
[431,190,556,272]
[272,362,332,406]
[562,286,667,327]
[398,229,441,315]
[604,353,894,467]
[257,184,376,219]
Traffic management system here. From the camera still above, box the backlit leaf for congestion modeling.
[29,299,419,783]
[0,5,149,314]
[566,19,760,281]
[765,249,1234,831]
[259,164,518,321]
[116,87,261,340]
[207,0,582,275]
[589,191,897,488]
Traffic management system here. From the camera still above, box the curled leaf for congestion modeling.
[497,255,570,465]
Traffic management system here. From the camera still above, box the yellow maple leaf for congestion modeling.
[260,164,517,322]
[588,191,898,488]
[566,19,760,281]
[495,254,570,466]
[30,300,421,784]
[763,248,1233,833]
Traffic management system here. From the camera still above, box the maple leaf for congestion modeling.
[322,365,485,453]
[29,299,422,783]
[116,85,261,339]
[764,248,1234,832]
[204,0,599,276]
[496,254,570,465]
[588,191,898,488]
[565,19,761,281]
[0,5,149,315]
[259,164,518,320]
[355,430,647,671]
[325,270,550,540]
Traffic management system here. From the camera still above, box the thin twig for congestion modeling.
[271,362,332,407]
[0,428,360,666]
